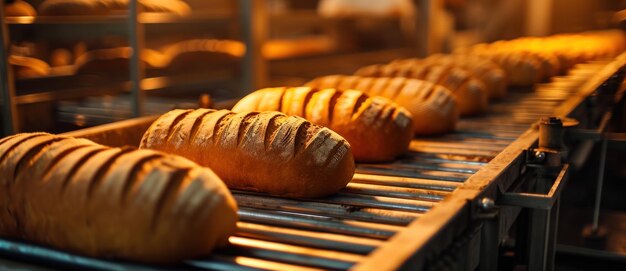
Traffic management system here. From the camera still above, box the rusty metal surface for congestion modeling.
[0,56,623,270]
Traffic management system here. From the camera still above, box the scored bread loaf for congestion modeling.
[356,63,488,116]
[0,132,237,263]
[231,87,413,162]
[393,55,508,99]
[140,109,355,198]
[306,75,458,135]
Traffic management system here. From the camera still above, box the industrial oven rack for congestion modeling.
[0,53,624,270]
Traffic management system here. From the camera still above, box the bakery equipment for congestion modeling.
[0,51,623,270]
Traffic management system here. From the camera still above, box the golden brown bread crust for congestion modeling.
[140,109,355,198]
[395,55,508,99]
[479,52,545,86]
[355,63,488,116]
[306,75,458,135]
[9,55,51,79]
[0,132,237,263]
[5,0,37,16]
[107,0,191,16]
[232,87,413,162]
[161,39,244,73]
[39,0,190,16]
[74,47,167,77]
[39,0,111,16]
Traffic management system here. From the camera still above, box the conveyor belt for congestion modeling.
[0,60,619,271]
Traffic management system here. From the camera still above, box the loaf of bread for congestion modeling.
[0,132,237,263]
[74,47,167,77]
[5,0,37,16]
[355,63,488,116]
[161,39,244,73]
[454,31,626,86]
[107,0,190,16]
[231,87,413,162]
[39,0,111,16]
[39,0,190,16]
[480,52,544,86]
[394,55,508,99]
[9,55,51,79]
[306,75,458,135]
[140,109,355,197]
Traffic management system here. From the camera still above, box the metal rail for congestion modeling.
[0,0,18,136]
[0,56,624,270]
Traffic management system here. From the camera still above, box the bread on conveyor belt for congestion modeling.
[0,132,237,263]
[393,55,508,99]
[74,47,167,77]
[356,62,488,116]
[306,75,458,135]
[455,30,626,86]
[9,55,50,79]
[39,0,190,16]
[477,52,545,87]
[5,0,37,16]
[232,87,413,162]
[140,109,355,198]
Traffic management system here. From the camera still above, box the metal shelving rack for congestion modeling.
[0,0,268,136]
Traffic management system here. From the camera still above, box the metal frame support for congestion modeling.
[416,0,439,57]
[477,198,500,271]
[499,164,569,271]
[495,116,573,271]
[128,0,145,117]
[0,1,19,135]
[238,0,267,96]
[591,135,608,232]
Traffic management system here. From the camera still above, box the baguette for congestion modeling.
[356,63,488,115]
[140,109,355,198]
[0,133,237,263]
[306,75,458,135]
[231,87,413,162]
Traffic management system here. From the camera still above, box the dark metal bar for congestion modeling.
[236,222,379,255]
[499,164,570,210]
[591,137,608,231]
[232,193,419,226]
[128,0,145,117]
[0,0,19,135]
[237,208,398,240]
[238,0,267,95]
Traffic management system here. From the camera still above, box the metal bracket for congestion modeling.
[494,116,575,271]
[499,164,569,210]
